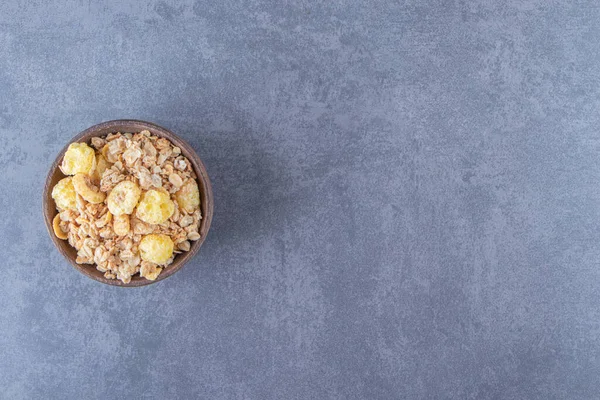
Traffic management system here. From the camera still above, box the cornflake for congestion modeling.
[50,132,202,283]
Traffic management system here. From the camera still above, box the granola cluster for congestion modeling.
[51,130,202,283]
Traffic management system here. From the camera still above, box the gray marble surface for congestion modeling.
[1,0,600,399]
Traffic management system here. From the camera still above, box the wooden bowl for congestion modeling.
[43,120,214,287]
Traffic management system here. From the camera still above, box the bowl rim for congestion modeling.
[43,119,214,287]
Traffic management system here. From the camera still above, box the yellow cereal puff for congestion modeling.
[107,180,141,216]
[72,173,106,204]
[139,234,174,265]
[175,180,200,213]
[51,177,77,211]
[136,188,175,224]
[60,142,96,175]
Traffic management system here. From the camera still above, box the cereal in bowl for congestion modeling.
[51,131,202,283]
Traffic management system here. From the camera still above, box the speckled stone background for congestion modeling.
[1,0,600,399]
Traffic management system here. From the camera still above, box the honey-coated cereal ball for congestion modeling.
[175,180,200,213]
[60,143,96,175]
[139,234,174,265]
[51,177,77,210]
[136,188,175,224]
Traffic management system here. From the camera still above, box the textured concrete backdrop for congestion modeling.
[1,0,600,399]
